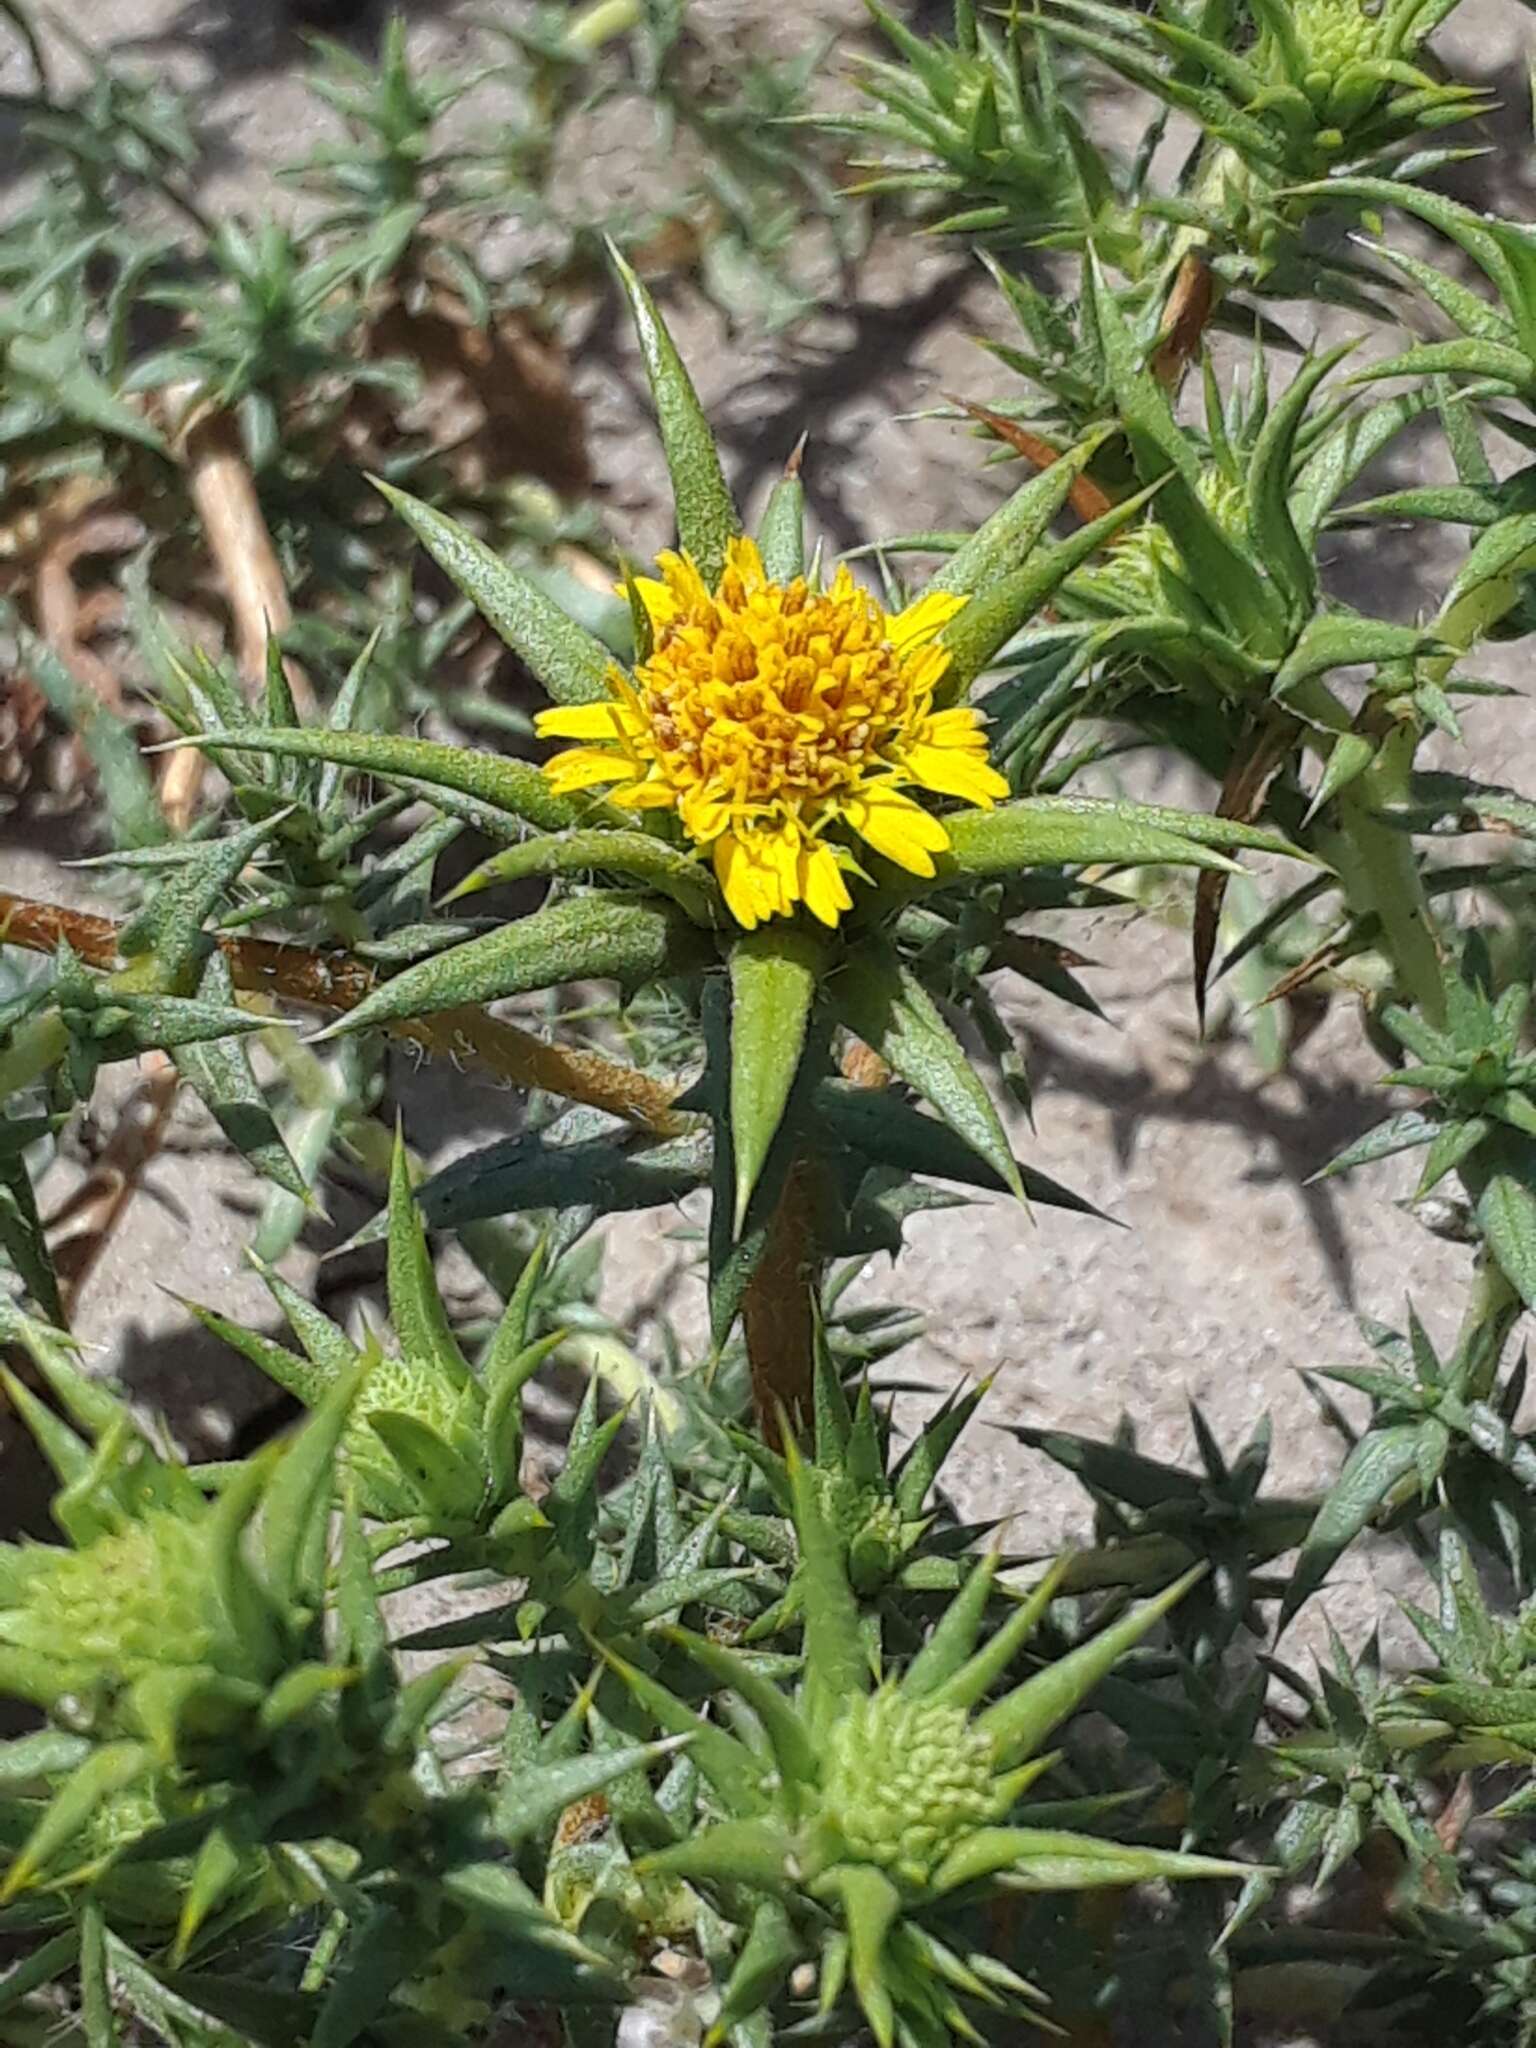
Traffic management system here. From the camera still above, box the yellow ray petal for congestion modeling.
[725,535,767,588]
[888,586,967,653]
[536,702,629,741]
[801,840,854,927]
[714,832,765,929]
[842,785,951,876]
[920,705,989,745]
[608,777,680,810]
[656,550,711,613]
[899,643,954,701]
[544,747,632,794]
[633,576,680,631]
[905,742,1010,806]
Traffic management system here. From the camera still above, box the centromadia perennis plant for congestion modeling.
[597,1436,1250,2046]
[0,1293,689,2024]
[186,1129,761,1643]
[161,246,1304,1437]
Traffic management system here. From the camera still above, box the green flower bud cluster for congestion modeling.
[1287,0,1399,78]
[822,1688,1004,1887]
[2,1508,230,1705]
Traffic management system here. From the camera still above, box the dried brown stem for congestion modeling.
[34,505,144,716]
[1192,717,1294,1030]
[180,406,315,717]
[952,399,1118,527]
[742,1155,820,1448]
[1151,252,1217,389]
[741,1026,900,1440]
[0,888,687,1136]
[839,1036,891,1091]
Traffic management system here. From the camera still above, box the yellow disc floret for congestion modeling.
[535,537,1008,931]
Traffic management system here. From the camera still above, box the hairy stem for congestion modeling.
[0,888,687,1135]
[1287,681,1446,1028]
[1333,726,1446,1030]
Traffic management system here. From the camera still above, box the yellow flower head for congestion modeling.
[535,537,1008,930]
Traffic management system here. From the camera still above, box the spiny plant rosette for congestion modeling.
[160,246,1294,1394]
[0,1297,693,2025]
[602,1441,1249,2046]
[536,537,1004,930]
[11,3,1536,2042]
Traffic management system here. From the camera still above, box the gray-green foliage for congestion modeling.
[9,2,1536,2044]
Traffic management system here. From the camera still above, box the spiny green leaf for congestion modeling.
[1472,1139,1536,1312]
[903,1550,1000,1699]
[713,1899,800,2039]
[757,458,806,582]
[386,1126,470,1392]
[834,1862,901,2048]
[169,725,591,833]
[0,1366,89,1489]
[0,1742,152,1902]
[936,796,1293,881]
[610,242,741,586]
[413,1120,712,1231]
[496,1738,686,1844]
[1280,1423,1424,1631]
[261,1357,372,1608]
[729,927,829,1233]
[1306,731,1378,821]
[1083,256,1283,656]
[929,1557,1069,1718]
[1246,343,1355,622]
[374,481,613,705]
[638,1816,796,1894]
[310,894,711,1040]
[366,1411,483,1518]
[978,1566,1203,1765]
[79,1897,116,2048]
[172,952,308,1201]
[832,939,1021,1198]
[927,429,1110,600]
[441,827,717,921]
[1312,1111,1445,1182]
[937,486,1158,696]
[595,1643,770,1816]
[932,1826,1252,1896]
[661,1624,819,1797]
[0,1132,61,1322]
[184,1301,334,1410]
[1273,614,1447,699]
[786,1433,872,1741]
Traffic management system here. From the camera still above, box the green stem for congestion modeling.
[563,0,642,53]
[0,1010,69,1101]
[1456,1252,1522,1404]
[1333,725,1446,1030]
[1289,679,1446,1028]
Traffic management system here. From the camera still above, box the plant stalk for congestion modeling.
[0,888,687,1135]
[743,1155,820,1447]
[1332,726,1446,1030]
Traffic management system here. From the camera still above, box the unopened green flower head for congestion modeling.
[1288,0,1399,73]
[821,1687,1006,1887]
[355,1350,467,1445]
[1071,467,1246,615]
[4,1509,225,1679]
[811,1467,907,1588]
